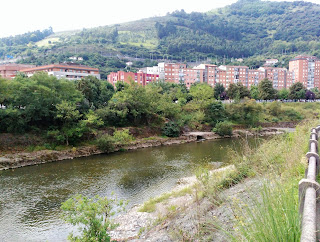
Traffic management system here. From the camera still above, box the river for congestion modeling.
[0,137,263,241]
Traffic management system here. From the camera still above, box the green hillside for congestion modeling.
[1,0,320,77]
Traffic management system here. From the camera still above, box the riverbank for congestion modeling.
[0,127,286,171]
[0,128,286,171]
[109,165,263,241]
[108,121,313,241]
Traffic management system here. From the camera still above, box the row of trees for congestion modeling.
[213,79,319,101]
[0,73,307,146]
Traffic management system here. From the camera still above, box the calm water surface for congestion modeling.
[0,137,262,241]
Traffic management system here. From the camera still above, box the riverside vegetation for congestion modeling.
[0,73,318,154]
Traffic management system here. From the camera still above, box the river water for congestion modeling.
[0,137,262,241]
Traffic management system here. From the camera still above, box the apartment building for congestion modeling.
[21,63,100,80]
[248,69,265,89]
[0,64,35,79]
[164,63,187,83]
[289,55,318,89]
[259,67,289,90]
[107,70,159,87]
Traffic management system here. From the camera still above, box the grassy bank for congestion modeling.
[135,120,315,241]
[203,120,314,241]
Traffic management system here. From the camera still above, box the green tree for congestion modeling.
[189,83,214,108]
[227,83,250,100]
[205,101,227,127]
[61,194,125,242]
[250,85,259,100]
[258,78,277,100]
[289,82,306,99]
[76,76,114,109]
[2,73,82,132]
[214,83,225,100]
[227,98,262,127]
[54,101,82,145]
[278,88,289,99]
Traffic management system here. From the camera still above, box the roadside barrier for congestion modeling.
[299,126,320,242]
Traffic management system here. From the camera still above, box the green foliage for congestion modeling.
[205,101,227,127]
[227,98,262,127]
[289,82,306,99]
[227,83,250,100]
[189,83,214,108]
[278,88,289,99]
[0,73,82,133]
[250,85,259,100]
[162,121,181,137]
[96,135,115,152]
[258,78,277,100]
[213,83,225,100]
[267,101,282,116]
[61,194,125,242]
[232,182,301,242]
[213,121,233,137]
[112,129,134,144]
[76,76,114,109]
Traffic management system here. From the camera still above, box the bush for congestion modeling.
[61,194,126,242]
[162,121,181,137]
[283,108,303,121]
[213,121,233,136]
[96,134,115,152]
[112,129,134,144]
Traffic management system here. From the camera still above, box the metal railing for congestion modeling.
[299,126,320,242]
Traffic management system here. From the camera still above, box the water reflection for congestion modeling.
[0,137,265,241]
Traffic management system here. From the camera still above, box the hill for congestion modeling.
[1,0,320,78]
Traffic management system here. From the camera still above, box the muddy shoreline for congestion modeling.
[0,128,287,171]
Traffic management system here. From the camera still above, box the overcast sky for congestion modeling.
[1,0,318,38]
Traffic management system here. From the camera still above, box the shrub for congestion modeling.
[268,101,281,116]
[112,129,134,144]
[213,121,233,136]
[96,134,115,152]
[227,98,262,127]
[61,194,126,242]
[283,108,303,121]
[162,121,181,137]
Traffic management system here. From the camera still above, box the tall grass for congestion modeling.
[231,181,301,241]
[225,120,317,241]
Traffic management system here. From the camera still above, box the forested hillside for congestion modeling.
[1,0,320,77]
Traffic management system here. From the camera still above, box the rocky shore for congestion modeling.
[0,128,286,171]
[109,165,263,241]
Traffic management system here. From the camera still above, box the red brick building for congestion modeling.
[107,71,159,87]
[0,64,35,79]
[289,55,318,89]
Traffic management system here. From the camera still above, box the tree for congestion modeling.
[214,83,225,100]
[227,98,262,127]
[76,76,114,109]
[54,101,82,145]
[227,83,250,100]
[205,101,227,127]
[189,83,214,108]
[289,82,306,99]
[250,85,259,100]
[305,90,316,100]
[278,88,289,99]
[61,194,125,242]
[258,78,277,100]
[310,87,320,99]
